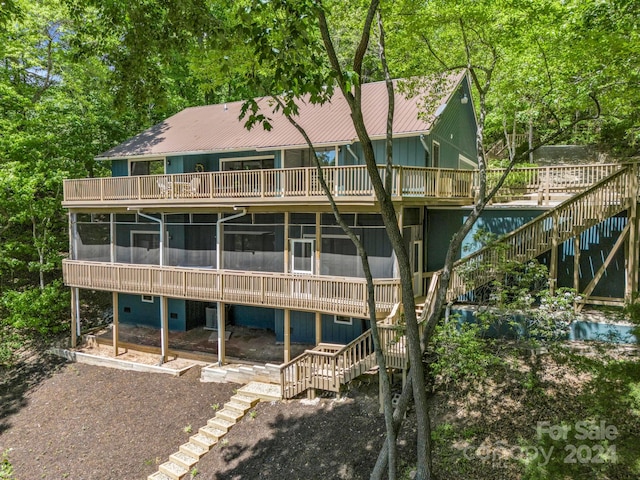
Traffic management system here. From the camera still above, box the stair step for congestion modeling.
[230,393,260,408]
[225,400,251,415]
[208,416,234,432]
[158,461,188,480]
[216,407,245,423]
[179,441,207,459]
[169,451,199,470]
[189,433,217,450]
[238,381,282,401]
[148,472,172,480]
[199,424,226,440]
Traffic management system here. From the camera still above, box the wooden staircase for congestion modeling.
[148,382,280,480]
[279,164,638,399]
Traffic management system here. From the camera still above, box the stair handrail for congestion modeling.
[282,163,637,397]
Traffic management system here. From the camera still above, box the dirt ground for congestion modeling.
[0,351,391,480]
[1,341,638,480]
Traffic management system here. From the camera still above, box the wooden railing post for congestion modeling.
[626,163,639,302]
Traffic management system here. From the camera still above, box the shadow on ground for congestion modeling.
[0,340,67,434]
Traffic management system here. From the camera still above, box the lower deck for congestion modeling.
[94,323,313,364]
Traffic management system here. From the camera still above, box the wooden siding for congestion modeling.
[429,78,477,169]
[62,260,400,318]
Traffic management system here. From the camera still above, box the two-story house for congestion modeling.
[62,71,477,364]
[63,69,638,396]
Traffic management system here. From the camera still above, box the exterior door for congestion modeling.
[131,231,160,265]
[291,239,314,274]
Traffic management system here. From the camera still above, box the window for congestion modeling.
[334,315,353,325]
[432,141,440,168]
[291,239,314,274]
[284,147,337,168]
[129,159,165,176]
[141,295,154,303]
[221,155,274,171]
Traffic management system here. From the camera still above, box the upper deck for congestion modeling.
[62,163,620,210]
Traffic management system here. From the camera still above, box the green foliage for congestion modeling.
[1,281,69,336]
[474,258,577,346]
[0,450,13,480]
[623,299,640,342]
[431,318,502,389]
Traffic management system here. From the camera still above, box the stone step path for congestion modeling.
[147,382,282,480]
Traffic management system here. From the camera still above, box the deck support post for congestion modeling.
[70,287,78,348]
[217,301,226,366]
[315,212,321,275]
[284,309,291,363]
[112,292,119,356]
[160,296,169,363]
[284,212,290,273]
[315,311,322,345]
[549,212,560,295]
[573,235,581,309]
[626,163,639,303]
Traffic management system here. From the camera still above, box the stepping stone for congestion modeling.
[158,461,188,480]
[225,400,251,415]
[208,416,234,432]
[169,451,198,470]
[179,442,207,459]
[199,424,226,440]
[189,433,217,450]
[239,381,282,401]
[147,472,172,480]
[216,407,245,423]
[230,393,260,408]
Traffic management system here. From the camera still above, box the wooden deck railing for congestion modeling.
[64,163,620,207]
[280,164,637,397]
[486,163,620,204]
[62,166,476,205]
[62,260,400,318]
[450,165,633,301]
[281,328,377,398]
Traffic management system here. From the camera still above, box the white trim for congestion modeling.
[334,315,353,325]
[290,238,315,274]
[458,154,476,169]
[432,141,441,168]
[141,295,154,303]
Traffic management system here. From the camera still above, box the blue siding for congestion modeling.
[112,159,128,177]
[429,77,477,169]
[427,208,627,298]
[118,294,186,330]
[453,308,637,344]
[321,314,368,344]
[274,310,316,344]
[557,213,627,298]
[230,305,275,330]
[426,208,543,271]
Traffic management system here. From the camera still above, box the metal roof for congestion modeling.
[97,71,467,160]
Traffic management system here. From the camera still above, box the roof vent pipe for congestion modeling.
[419,134,429,152]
